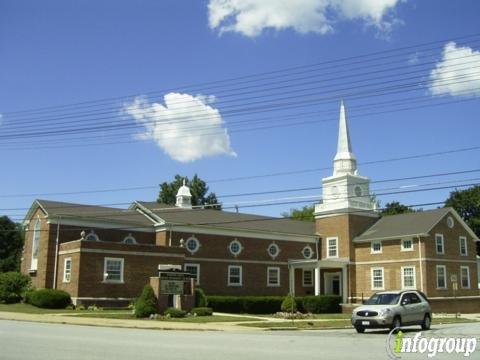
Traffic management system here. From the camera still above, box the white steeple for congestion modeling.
[314,100,377,217]
[333,100,357,176]
[176,179,192,209]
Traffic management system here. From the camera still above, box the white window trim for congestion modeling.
[185,236,200,254]
[85,230,100,242]
[459,236,468,256]
[267,243,280,259]
[401,266,416,290]
[435,233,445,255]
[267,267,280,287]
[326,237,339,258]
[63,257,72,283]
[184,263,200,285]
[122,234,137,245]
[30,218,41,270]
[228,239,243,257]
[460,266,471,289]
[401,238,414,252]
[227,265,242,287]
[302,269,314,287]
[436,265,447,289]
[103,257,124,283]
[302,245,313,259]
[371,241,382,254]
[371,267,384,290]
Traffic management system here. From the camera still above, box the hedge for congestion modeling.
[194,288,208,307]
[164,307,186,318]
[26,289,71,309]
[301,295,342,314]
[191,307,213,316]
[207,295,341,314]
[134,285,158,318]
[0,272,31,304]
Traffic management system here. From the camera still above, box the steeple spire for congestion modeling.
[333,100,357,176]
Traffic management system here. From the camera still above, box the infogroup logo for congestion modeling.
[385,328,477,359]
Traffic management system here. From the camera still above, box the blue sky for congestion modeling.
[0,0,479,222]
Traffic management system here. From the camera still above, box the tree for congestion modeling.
[281,205,315,221]
[444,185,480,255]
[380,201,416,216]
[0,216,24,273]
[157,174,221,210]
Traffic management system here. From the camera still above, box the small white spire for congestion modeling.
[333,100,357,176]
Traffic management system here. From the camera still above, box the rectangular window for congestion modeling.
[460,266,470,289]
[184,263,200,285]
[459,236,468,256]
[302,269,313,287]
[371,267,384,290]
[435,234,445,255]
[401,239,413,251]
[371,241,382,254]
[63,258,72,283]
[327,237,338,258]
[436,265,447,289]
[267,267,280,287]
[401,266,416,289]
[228,265,242,286]
[103,257,124,283]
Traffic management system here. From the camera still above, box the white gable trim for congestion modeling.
[425,208,479,240]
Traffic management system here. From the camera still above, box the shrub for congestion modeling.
[27,289,71,309]
[208,296,284,314]
[195,287,208,307]
[281,294,297,313]
[302,295,342,314]
[191,307,213,316]
[0,272,31,304]
[164,307,186,318]
[134,285,158,318]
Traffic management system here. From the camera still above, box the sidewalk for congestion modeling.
[0,311,262,332]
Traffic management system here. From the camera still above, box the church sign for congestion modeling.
[158,271,195,295]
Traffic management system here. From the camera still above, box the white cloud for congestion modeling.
[123,93,236,163]
[429,42,480,97]
[208,0,404,37]
[0,114,3,125]
[407,52,420,65]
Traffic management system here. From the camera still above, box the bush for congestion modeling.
[195,287,208,307]
[281,294,297,313]
[191,307,213,316]
[164,307,186,318]
[302,295,342,314]
[134,285,158,318]
[26,289,71,309]
[208,296,285,314]
[0,272,31,304]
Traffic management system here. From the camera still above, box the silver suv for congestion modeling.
[351,290,432,333]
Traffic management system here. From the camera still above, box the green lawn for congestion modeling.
[71,312,260,323]
[0,303,77,314]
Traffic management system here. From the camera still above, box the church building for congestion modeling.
[20,102,480,313]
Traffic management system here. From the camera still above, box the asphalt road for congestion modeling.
[0,320,479,360]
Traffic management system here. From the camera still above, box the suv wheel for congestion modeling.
[421,314,431,330]
[355,326,365,333]
[391,316,402,331]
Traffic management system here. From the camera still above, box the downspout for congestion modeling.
[52,217,61,289]
[417,235,424,292]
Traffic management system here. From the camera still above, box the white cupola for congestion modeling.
[315,101,377,217]
[176,179,192,209]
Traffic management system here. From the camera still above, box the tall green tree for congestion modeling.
[445,185,480,255]
[281,205,315,221]
[0,216,24,272]
[157,174,221,210]
[381,201,416,216]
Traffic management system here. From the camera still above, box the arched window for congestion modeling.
[31,219,41,270]
[85,231,100,242]
[123,234,137,245]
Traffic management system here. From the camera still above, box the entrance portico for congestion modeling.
[288,258,349,303]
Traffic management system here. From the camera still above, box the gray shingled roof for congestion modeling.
[354,207,452,242]
[34,200,153,226]
[136,201,316,237]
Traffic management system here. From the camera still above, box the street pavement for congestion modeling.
[0,319,479,360]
